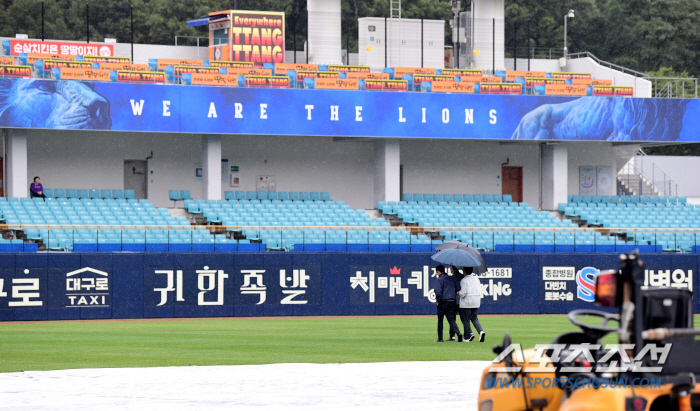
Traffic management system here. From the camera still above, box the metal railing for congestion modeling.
[7,224,699,253]
[618,151,678,197]
[567,51,698,98]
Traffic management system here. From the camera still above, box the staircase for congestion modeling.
[617,151,678,197]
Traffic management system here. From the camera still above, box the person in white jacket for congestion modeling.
[457,267,485,342]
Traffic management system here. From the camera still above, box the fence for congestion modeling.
[618,153,679,197]
[0,251,696,321]
[6,224,700,254]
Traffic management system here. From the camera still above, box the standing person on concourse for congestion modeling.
[434,265,463,342]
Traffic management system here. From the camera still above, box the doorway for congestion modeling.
[502,166,523,203]
[124,160,147,199]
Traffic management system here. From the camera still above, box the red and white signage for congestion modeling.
[10,40,114,57]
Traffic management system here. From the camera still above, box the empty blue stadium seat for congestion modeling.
[278,192,289,201]
[299,192,310,201]
[246,191,257,200]
[309,192,320,201]
[169,190,181,201]
[320,192,331,201]
[268,192,279,200]
[503,194,512,203]
[89,189,100,199]
[66,189,78,198]
[483,194,493,203]
[180,190,191,200]
[443,194,453,202]
[289,192,299,201]
[53,189,65,198]
[225,191,236,200]
[124,189,136,199]
[42,188,54,198]
[453,194,463,202]
[403,193,413,202]
[100,189,112,199]
[473,194,483,203]
[257,191,268,200]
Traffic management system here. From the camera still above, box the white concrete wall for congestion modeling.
[504,58,559,72]
[307,0,342,65]
[637,156,700,197]
[564,141,617,196]
[400,139,541,206]
[471,0,505,72]
[566,57,652,98]
[23,129,620,209]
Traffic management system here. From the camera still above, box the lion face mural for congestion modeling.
[511,97,690,141]
[0,79,111,130]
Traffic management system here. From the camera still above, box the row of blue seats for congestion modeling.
[568,195,687,204]
[33,189,137,199]
[402,194,513,203]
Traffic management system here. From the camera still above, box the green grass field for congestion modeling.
[0,315,581,373]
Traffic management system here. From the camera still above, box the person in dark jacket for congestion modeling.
[449,266,465,341]
[434,265,463,342]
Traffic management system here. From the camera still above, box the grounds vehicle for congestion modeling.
[478,253,700,411]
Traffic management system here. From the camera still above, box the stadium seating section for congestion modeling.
[382,194,617,252]
[559,195,697,252]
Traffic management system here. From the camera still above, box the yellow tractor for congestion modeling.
[478,253,700,411]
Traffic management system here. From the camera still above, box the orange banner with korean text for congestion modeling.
[244,75,290,88]
[57,68,110,81]
[551,72,592,80]
[189,73,239,86]
[364,79,408,91]
[327,65,371,73]
[393,67,437,79]
[545,84,588,96]
[430,82,475,93]
[480,83,522,94]
[81,56,130,64]
[0,65,32,78]
[27,53,77,64]
[156,59,204,70]
[413,74,457,86]
[572,79,614,86]
[43,60,94,70]
[614,86,634,97]
[314,78,360,90]
[1,57,15,65]
[174,66,222,78]
[525,77,566,87]
[593,85,615,96]
[505,71,547,81]
[442,68,482,77]
[208,61,255,69]
[98,62,148,71]
[295,71,339,82]
[346,72,389,80]
[461,76,501,83]
[225,67,271,77]
[116,70,166,84]
[274,63,318,75]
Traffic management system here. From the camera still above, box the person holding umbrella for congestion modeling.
[433,265,463,342]
[448,266,465,341]
[457,266,485,342]
[431,241,488,342]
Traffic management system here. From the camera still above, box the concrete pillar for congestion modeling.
[202,135,221,200]
[541,145,568,210]
[374,139,400,204]
[307,0,342,64]
[472,0,505,71]
[6,129,28,198]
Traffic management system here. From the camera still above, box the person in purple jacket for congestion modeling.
[29,176,46,199]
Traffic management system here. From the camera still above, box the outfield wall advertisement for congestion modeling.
[0,253,696,321]
[0,78,697,142]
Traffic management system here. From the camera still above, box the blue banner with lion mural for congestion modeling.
[0,252,696,321]
[0,78,696,141]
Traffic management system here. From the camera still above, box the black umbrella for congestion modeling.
[432,240,488,274]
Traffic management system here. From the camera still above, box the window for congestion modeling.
[213,29,228,46]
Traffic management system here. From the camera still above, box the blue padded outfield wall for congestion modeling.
[0,252,696,321]
[0,78,697,142]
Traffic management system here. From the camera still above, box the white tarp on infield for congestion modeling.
[0,361,490,410]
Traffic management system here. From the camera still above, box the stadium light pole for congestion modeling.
[563,10,574,59]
